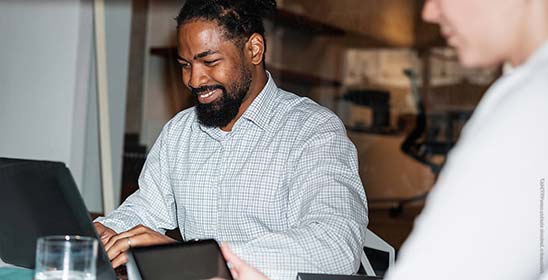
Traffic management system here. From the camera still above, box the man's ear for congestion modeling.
[245,33,265,66]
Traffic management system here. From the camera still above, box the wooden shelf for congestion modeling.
[149,47,342,87]
[270,8,442,49]
[346,125,402,136]
[268,65,341,87]
[268,8,346,36]
[150,47,176,57]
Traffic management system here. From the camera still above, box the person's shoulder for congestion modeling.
[507,62,548,110]
[527,68,548,96]
[276,89,341,127]
[515,52,548,98]
[162,106,197,136]
[484,63,548,143]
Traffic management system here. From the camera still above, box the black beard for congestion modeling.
[191,70,252,128]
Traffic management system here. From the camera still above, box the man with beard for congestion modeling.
[93,0,368,278]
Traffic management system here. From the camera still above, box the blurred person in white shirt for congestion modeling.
[387,0,548,278]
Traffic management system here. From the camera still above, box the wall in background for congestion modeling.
[0,0,92,191]
[0,0,132,213]
[124,0,149,136]
[140,0,185,148]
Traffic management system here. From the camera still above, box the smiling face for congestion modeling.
[177,20,253,128]
[422,0,527,67]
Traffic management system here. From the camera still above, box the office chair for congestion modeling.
[361,229,395,277]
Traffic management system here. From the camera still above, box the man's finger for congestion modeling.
[220,243,244,267]
[105,224,152,250]
[107,231,153,261]
[106,235,133,261]
[106,244,122,261]
[94,222,104,236]
[99,230,114,244]
[94,222,115,245]
[111,252,128,269]
[105,229,141,251]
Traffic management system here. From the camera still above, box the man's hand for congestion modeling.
[220,243,269,280]
[103,224,176,268]
[94,222,117,246]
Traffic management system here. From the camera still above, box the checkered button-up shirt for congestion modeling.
[97,73,368,279]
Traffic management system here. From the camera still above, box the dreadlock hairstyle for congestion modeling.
[176,0,277,56]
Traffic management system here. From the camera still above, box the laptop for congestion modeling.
[0,158,117,280]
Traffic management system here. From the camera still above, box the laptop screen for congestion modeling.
[0,158,116,280]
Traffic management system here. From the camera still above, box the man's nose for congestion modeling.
[188,66,209,89]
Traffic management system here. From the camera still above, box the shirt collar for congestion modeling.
[239,71,278,131]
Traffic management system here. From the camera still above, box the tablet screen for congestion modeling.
[130,239,233,280]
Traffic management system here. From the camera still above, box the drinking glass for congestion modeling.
[34,235,98,280]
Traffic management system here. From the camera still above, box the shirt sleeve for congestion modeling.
[94,122,178,234]
[229,114,368,279]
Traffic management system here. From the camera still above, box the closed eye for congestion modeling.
[178,61,191,69]
[204,59,221,66]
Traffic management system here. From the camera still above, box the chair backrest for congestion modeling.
[361,229,395,277]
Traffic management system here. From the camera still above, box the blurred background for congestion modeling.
[0,0,499,252]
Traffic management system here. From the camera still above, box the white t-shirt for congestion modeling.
[386,41,548,279]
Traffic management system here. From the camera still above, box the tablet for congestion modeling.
[127,239,233,280]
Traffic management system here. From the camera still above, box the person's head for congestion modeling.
[422,0,548,68]
[175,0,276,129]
